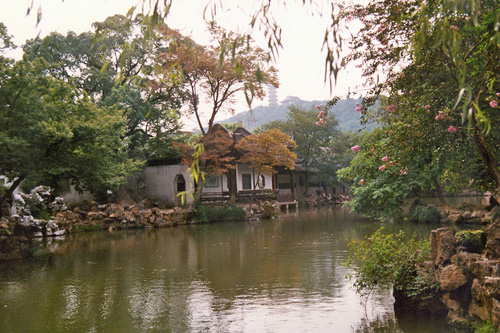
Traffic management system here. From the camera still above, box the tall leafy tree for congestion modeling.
[263,103,355,190]
[0,56,141,215]
[336,0,500,217]
[175,124,236,203]
[264,104,339,164]
[23,14,183,160]
[154,22,279,135]
[236,128,297,205]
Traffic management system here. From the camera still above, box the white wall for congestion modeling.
[236,163,273,191]
[143,165,194,206]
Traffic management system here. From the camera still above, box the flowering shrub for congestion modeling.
[315,104,327,125]
[354,103,365,114]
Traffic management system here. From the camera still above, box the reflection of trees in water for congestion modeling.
[353,312,400,333]
[0,207,444,332]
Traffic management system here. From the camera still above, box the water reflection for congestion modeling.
[0,207,449,332]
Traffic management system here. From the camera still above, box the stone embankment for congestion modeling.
[0,203,188,261]
[424,221,500,326]
[439,204,499,225]
[305,193,351,207]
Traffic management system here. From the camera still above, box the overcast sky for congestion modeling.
[0,0,363,127]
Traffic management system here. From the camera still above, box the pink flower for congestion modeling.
[447,126,457,133]
[382,156,388,162]
[490,100,498,108]
[424,105,430,109]
[358,179,364,185]
[388,161,393,166]
[351,145,360,152]
[355,104,364,112]
[379,165,386,171]
[387,105,396,112]
[400,169,408,175]
[315,118,326,126]
[450,25,458,31]
[316,104,322,109]
[435,111,445,120]
[318,111,325,118]
[496,93,500,96]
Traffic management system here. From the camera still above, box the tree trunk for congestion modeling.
[305,171,309,197]
[432,176,447,206]
[187,159,206,212]
[472,127,500,201]
[0,176,25,217]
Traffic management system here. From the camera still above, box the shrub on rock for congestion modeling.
[455,230,486,254]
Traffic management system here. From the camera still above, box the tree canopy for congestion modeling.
[263,103,357,189]
[23,14,183,160]
[337,0,500,218]
[0,54,141,211]
[236,128,297,183]
[154,22,278,135]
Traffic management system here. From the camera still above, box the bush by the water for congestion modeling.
[193,202,246,223]
[454,230,486,254]
[409,200,440,224]
[347,228,439,302]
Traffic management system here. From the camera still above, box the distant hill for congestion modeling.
[217,96,377,132]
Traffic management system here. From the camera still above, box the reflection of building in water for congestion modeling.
[268,84,278,107]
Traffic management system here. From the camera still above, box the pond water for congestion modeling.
[0,207,456,332]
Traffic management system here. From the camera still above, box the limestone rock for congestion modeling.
[431,227,456,266]
[469,279,491,321]
[438,264,468,291]
[469,258,496,278]
[448,213,462,223]
[492,299,500,326]
[485,277,500,298]
[486,221,500,259]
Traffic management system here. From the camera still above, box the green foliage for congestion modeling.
[192,202,247,223]
[455,230,487,254]
[262,102,358,188]
[409,202,441,224]
[218,203,247,221]
[347,228,437,302]
[335,0,500,209]
[0,55,141,202]
[24,197,51,220]
[23,14,183,161]
[473,319,497,333]
[338,129,428,220]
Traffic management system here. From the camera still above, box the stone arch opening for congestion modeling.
[174,174,186,205]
